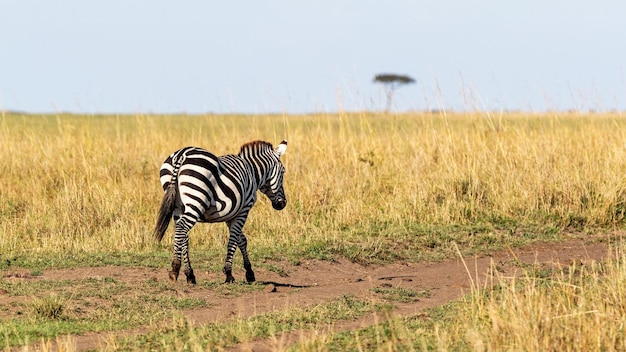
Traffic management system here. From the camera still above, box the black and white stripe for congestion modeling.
[154,140,287,283]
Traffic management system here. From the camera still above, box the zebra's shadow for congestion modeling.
[256,281,314,289]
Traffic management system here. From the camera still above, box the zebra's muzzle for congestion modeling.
[272,199,287,210]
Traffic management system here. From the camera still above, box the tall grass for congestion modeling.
[1,111,625,262]
[458,247,626,350]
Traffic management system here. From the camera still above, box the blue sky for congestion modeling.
[1,1,625,114]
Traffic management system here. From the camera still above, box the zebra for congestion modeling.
[154,140,287,284]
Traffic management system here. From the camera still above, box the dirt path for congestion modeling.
[9,237,613,351]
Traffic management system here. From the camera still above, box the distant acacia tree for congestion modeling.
[373,74,416,112]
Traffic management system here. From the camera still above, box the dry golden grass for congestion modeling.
[459,246,626,351]
[1,111,626,258]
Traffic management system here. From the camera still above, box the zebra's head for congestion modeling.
[259,140,288,211]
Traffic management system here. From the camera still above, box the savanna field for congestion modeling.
[1,111,626,351]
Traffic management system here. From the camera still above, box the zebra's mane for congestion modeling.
[238,140,274,154]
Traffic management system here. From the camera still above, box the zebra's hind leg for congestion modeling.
[171,214,197,284]
[238,234,256,283]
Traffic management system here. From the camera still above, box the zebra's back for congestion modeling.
[159,147,256,223]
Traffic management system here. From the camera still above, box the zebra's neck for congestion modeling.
[237,142,275,189]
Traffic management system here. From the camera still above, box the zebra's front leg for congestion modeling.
[223,218,252,283]
[238,234,255,282]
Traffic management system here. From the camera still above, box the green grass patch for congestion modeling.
[260,221,566,266]
[371,287,432,303]
[111,295,389,351]
[1,220,567,275]
[0,278,207,348]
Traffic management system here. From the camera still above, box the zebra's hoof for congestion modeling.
[170,259,181,282]
[185,269,196,285]
[168,271,179,282]
[223,268,235,283]
[245,270,256,283]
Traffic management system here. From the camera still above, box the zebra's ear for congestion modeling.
[275,140,287,157]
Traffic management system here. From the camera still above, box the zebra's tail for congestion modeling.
[154,183,177,242]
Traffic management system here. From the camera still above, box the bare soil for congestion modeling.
[2,237,613,351]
